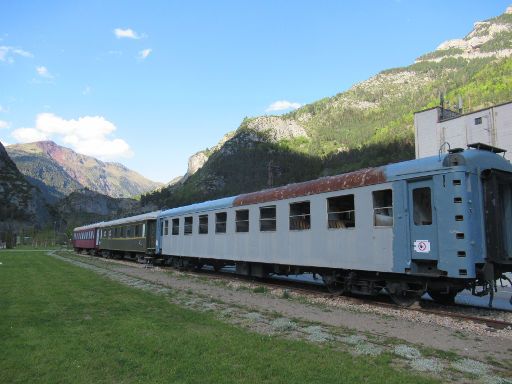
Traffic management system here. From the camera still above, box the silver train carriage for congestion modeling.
[154,145,512,306]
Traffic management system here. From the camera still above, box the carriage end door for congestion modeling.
[408,179,438,261]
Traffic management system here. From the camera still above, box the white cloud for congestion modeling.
[0,120,10,129]
[12,127,48,142]
[138,48,152,60]
[0,105,6,113]
[36,66,53,78]
[11,113,133,160]
[265,100,302,112]
[82,85,92,95]
[0,46,33,63]
[114,28,141,39]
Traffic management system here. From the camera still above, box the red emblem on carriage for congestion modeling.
[413,240,430,253]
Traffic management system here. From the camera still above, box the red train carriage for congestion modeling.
[72,223,103,254]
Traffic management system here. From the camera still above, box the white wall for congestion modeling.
[415,103,512,159]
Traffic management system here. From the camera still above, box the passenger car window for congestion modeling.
[172,218,179,235]
[413,187,432,225]
[163,220,169,236]
[289,201,310,230]
[327,195,355,228]
[235,209,249,232]
[184,217,193,235]
[199,215,208,234]
[373,189,393,227]
[216,212,227,233]
[260,206,276,232]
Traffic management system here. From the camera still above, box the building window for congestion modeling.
[413,187,432,225]
[184,216,193,235]
[373,189,393,227]
[199,214,208,234]
[474,117,482,125]
[172,218,179,235]
[259,205,276,232]
[216,212,227,233]
[289,201,311,230]
[235,209,249,232]
[327,194,355,228]
[164,220,169,236]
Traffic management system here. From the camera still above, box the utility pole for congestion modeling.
[267,160,280,188]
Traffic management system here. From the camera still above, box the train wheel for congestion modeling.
[427,289,458,305]
[195,263,204,270]
[321,274,344,295]
[386,282,424,307]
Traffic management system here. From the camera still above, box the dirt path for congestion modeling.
[51,251,512,383]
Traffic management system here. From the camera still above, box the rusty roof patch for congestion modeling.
[234,167,386,206]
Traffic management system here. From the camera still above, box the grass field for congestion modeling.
[0,250,437,384]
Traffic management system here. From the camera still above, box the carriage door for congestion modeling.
[147,221,156,249]
[408,179,438,261]
[96,229,101,246]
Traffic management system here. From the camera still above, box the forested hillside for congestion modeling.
[141,9,512,209]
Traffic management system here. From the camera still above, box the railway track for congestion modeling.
[72,252,512,331]
[192,267,512,330]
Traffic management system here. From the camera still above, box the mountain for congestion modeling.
[6,141,162,202]
[0,141,52,233]
[141,7,512,210]
[55,188,148,230]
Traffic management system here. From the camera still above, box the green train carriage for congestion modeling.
[99,211,160,260]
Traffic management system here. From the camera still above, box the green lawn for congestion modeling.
[0,251,437,383]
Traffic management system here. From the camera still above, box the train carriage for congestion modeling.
[156,146,512,306]
[98,211,160,260]
[72,223,103,254]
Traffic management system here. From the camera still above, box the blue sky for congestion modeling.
[0,1,510,183]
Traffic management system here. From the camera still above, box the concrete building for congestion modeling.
[414,101,512,159]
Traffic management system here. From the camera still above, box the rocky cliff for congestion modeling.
[0,141,51,230]
[55,188,149,229]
